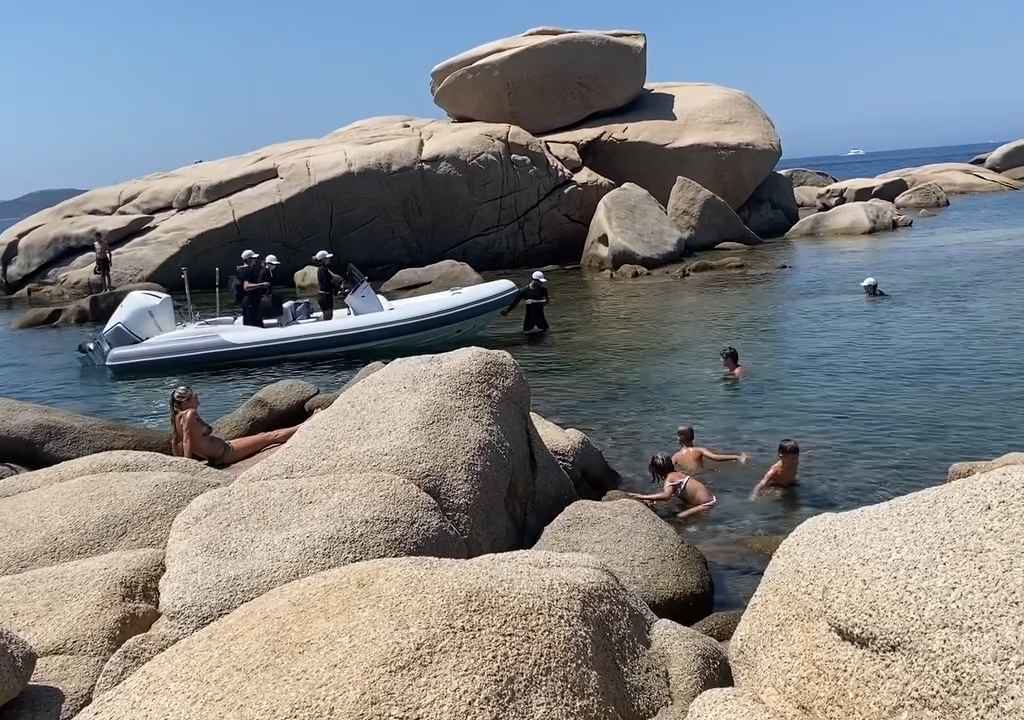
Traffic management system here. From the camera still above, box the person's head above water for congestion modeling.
[676,425,695,445]
[720,346,740,368]
[649,452,675,481]
[861,277,881,295]
[778,439,800,459]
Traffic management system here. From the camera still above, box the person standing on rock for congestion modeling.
[672,425,748,474]
[720,346,746,378]
[624,453,717,520]
[502,270,550,334]
[93,231,113,292]
[238,249,270,327]
[861,277,888,297]
[314,250,344,321]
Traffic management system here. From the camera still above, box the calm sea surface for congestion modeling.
[2,142,1021,606]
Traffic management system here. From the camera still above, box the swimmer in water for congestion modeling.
[720,346,746,378]
[751,439,801,498]
[624,453,718,520]
[672,425,749,474]
[861,277,887,297]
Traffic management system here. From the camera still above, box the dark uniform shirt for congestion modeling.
[317,265,335,294]
[239,265,264,304]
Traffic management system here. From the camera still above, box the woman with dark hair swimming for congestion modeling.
[169,386,302,467]
[625,452,718,520]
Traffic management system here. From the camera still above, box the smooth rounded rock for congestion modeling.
[380,259,484,299]
[983,138,1024,173]
[778,168,837,187]
[0,628,36,708]
[736,172,798,238]
[728,466,1024,720]
[786,201,909,237]
[535,499,713,624]
[76,552,679,720]
[816,177,909,209]
[531,413,619,499]
[212,379,320,440]
[895,181,949,209]
[431,28,647,133]
[667,176,761,251]
[544,83,781,208]
[0,398,169,469]
[582,183,686,270]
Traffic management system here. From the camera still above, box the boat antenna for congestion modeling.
[214,266,220,317]
[181,267,195,322]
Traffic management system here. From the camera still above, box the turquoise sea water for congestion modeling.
[1,143,1021,606]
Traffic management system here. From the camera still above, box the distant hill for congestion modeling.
[0,188,87,224]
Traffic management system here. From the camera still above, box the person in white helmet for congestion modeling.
[313,250,344,320]
[237,248,270,327]
[861,277,887,297]
[502,270,550,333]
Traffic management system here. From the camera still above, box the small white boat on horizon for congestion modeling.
[845,148,866,156]
[79,271,518,375]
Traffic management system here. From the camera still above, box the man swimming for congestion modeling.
[720,346,746,378]
[751,439,801,498]
[624,453,718,521]
[672,425,748,474]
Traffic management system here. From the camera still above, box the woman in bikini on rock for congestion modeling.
[169,386,302,467]
[625,452,718,520]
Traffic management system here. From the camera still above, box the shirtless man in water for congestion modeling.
[751,439,801,498]
[720,346,747,378]
[625,453,717,520]
[672,425,748,474]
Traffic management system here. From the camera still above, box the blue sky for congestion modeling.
[2,0,1022,198]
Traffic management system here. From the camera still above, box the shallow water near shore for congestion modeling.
[2,145,1022,607]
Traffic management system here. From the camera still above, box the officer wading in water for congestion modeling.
[502,270,550,334]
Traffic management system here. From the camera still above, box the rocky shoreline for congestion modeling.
[0,346,1019,718]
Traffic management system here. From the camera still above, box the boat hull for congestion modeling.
[100,281,518,375]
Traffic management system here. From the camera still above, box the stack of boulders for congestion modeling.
[1,348,1021,718]
[1,27,789,297]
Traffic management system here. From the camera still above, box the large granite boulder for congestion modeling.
[793,185,821,208]
[379,259,484,299]
[581,183,687,270]
[158,473,468,634]
[212,379,319,439]
[894,181,949,209]
[705,466,1024,720]
[649,620,732,717]
[0,471,221,575]
[77,552,729,720]
[12,283,166,329]
[0,629,36,708]
[736,172,798,238]
[544,83,781,208]
[691,610,744,642]
[946,451,1024,482]
[0,550,162,720]
[0,118,606,297]
[0,398,169,469]
[878,162,1022,193]
[531,413,619,499]
[968,151,990,165]
[666,177,761,251]
[240,348,577,553]
[786,201,909,238]
[0,450,225,500]
[535,500,713,623]
[431,28,647,134]
[816,176,909,209]
[983,138,1024,173]
[778,168,836,187]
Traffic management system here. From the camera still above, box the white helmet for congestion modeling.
[313,250,334,262]
[531,271,547,283]
[264,254,281,266]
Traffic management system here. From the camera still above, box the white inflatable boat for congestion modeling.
[80,276,518,375]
